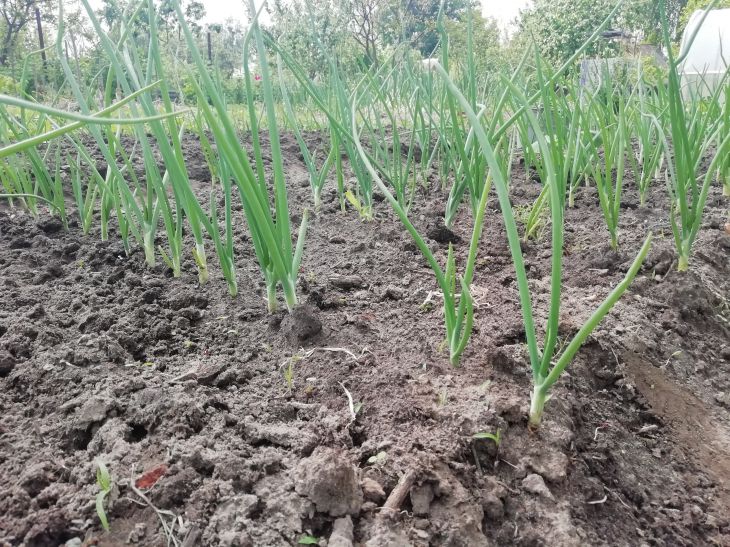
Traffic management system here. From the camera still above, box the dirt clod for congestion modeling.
[524,450,569,482]
[426,224,462,245]
[280,305,323,345]
[293,447,363,516]
[329,274,366,290]
[0,350,16,376]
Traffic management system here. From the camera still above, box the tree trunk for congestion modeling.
[35,7,47,80]
[0,32,14,67]
[70,37,83,85]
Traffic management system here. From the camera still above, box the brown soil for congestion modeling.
[1,133,729,547]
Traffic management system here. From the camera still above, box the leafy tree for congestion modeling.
[98,0,123,27]
[514,0,683,64]
[515,0,698,60]
[158,0,205,40]
[0,0,53,67]
[288,0,477,67]
[677,0,730,35]
[271,0,360,75]
[207,18,245,77]
[445,10,503,75]
[341,0,382,65]
[639,0,689,41]
[185,1,205,36]
[400,0,474,56]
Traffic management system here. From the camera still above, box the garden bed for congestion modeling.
[1,133,729,546]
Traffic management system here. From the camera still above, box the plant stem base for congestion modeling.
[677,255,688,272]
[529,385,547,428]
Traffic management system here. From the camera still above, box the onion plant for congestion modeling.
[511,53,593,238]
[68,149,102,235]
[355,62,423,212]
[270,36,400,222]
[306,16,374,219]
[427,14,526,227]
[626,76,664,207]
[433,61,652,427]
[353,80,487,365]
[651,0,730,271]
[0,90,180,241]
[187,108,238,296]
[279,60,336,211]
[175,0,308,310]
[437,8,487,220]
[401,60,441,192]
[720,83,730,197]
[0,108,66,224]
[585,84,628,250]
[203,128,239,297]
[444,105,516,228]
[73,0,212,281]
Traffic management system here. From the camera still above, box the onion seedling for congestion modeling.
[285,0,375,220]
[0,86,180,255]
[720,88,730,197]
[69,152,99,235]
[511,53,592,237]
[95,460,112,531]
[77,0,212,281]
[721,82,730,197]
[443,41,531,227]
[0,108,66,224]
[356,62,423,212]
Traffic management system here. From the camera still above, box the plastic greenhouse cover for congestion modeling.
[679,8,730,76]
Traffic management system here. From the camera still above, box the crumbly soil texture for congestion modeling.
[1,132,729,547]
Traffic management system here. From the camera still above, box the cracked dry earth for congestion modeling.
[1,132,729,546]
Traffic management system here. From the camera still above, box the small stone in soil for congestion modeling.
[410,483,435,516]
[522,473,554,500]
[329,274,366,290]
[361,477,386,503]
[0,350,17,377]
[329,516,355,547]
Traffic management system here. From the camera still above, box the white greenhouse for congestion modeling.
[678,8,730,101]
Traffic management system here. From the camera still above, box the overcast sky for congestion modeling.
[481,0,530,30]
